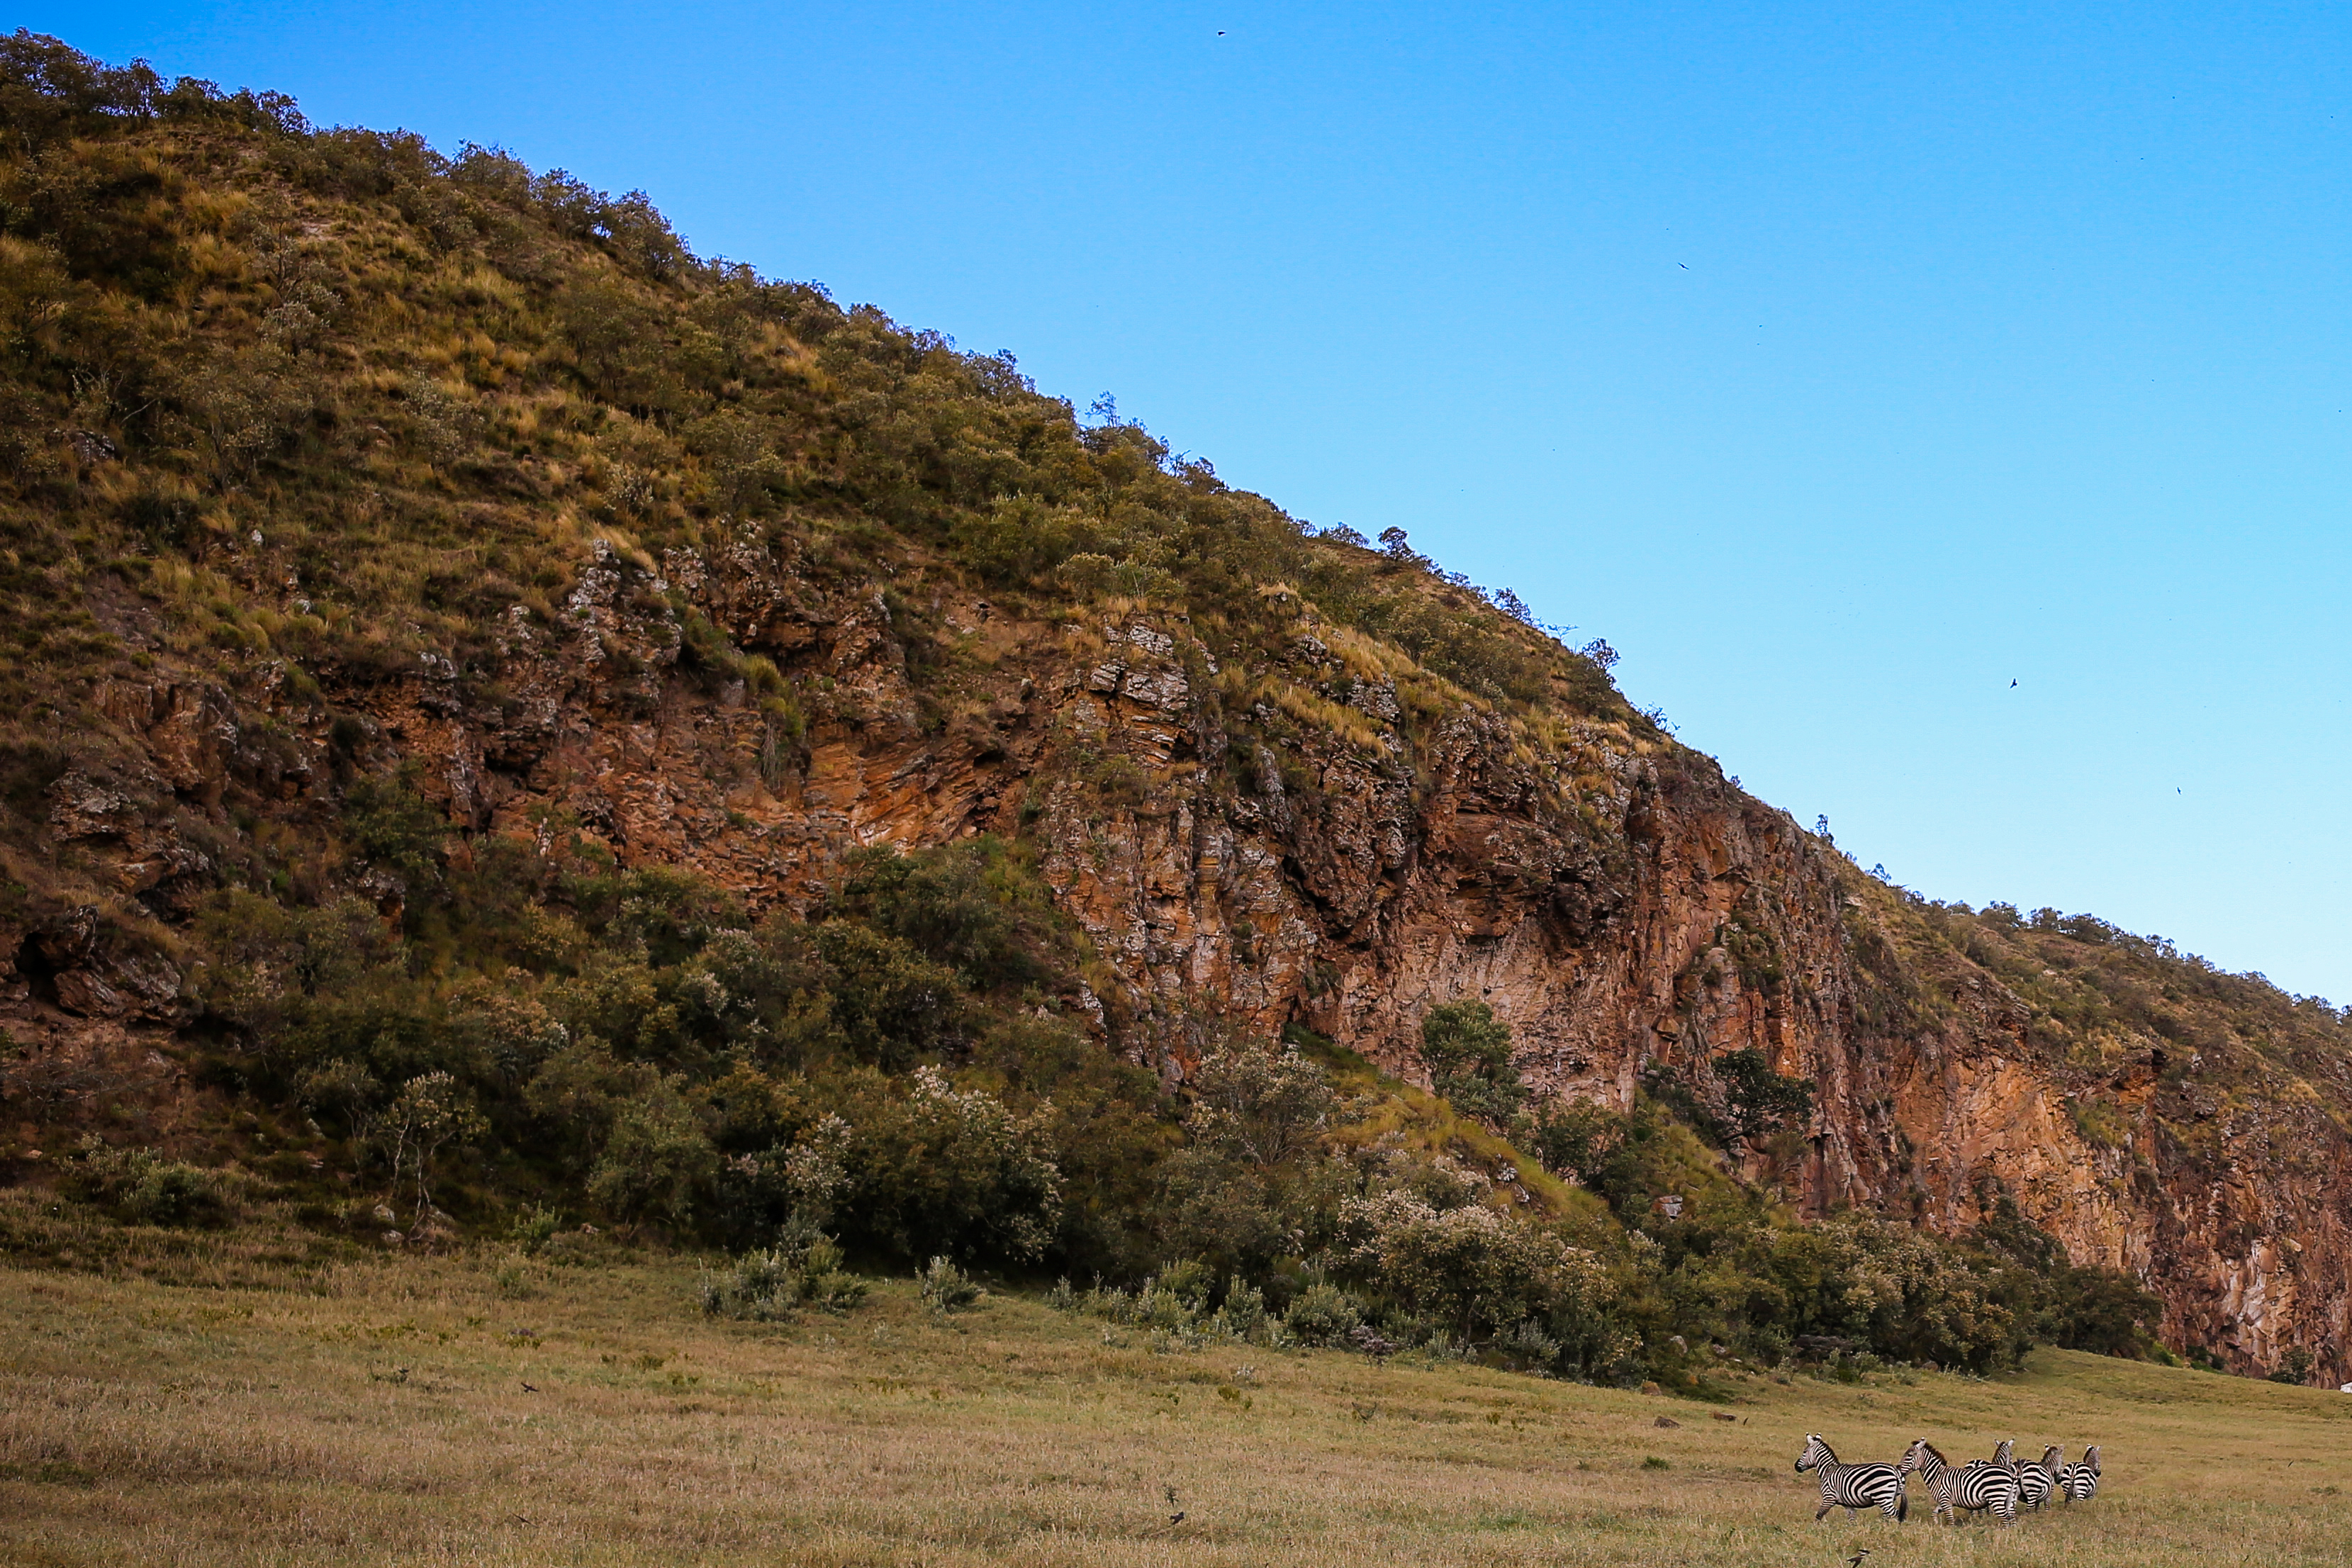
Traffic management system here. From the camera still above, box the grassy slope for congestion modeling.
[1,1232,2346,1567]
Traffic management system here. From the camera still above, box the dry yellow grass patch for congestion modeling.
[0,1245,2348,1567]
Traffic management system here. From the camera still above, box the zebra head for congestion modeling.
[1898,1438,1942,1478]
[2083,1444,2101,1475]
[1796,1433,1836,1473]
[2042,1445,2064,1470]
[1991,1438,2014,1465]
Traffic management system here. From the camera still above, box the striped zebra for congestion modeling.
[1795,1433,1910,1523]
[1899,1438,2019,1525]
[2059,1444,2102,1502]
[2017,1445,2062,1511]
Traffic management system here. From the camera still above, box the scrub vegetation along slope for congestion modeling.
[3,34,2351,1392]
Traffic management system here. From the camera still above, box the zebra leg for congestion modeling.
[1815,1501,1835,1521]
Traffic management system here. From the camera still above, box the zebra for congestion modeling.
[2017,1444,2062,1511]
[1992,1438,2060,1512]
[1795,1433,1910,1523]
[2060,1444,2102,1502]
[1899,1438,2019,1525]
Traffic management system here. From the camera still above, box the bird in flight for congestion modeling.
[1847,1551,1873,1568]
[521,1381,539,1393]
[2010,678,2017,687]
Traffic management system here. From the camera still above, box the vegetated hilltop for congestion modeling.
[1,35,2347,1387]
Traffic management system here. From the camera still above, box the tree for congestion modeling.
[1713,1048,1813,1143]
[1419,1002,1525,1124]
[382,1070,486,1227]
[1185,1039,1335,1167]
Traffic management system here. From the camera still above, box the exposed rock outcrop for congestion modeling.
[6,535,2345,1381]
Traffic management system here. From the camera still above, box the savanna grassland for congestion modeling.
[0,1223,2344,1568]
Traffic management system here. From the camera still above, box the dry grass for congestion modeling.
[2,1235,2348,1567]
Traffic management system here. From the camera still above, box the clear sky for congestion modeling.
[35,2,2352,1002]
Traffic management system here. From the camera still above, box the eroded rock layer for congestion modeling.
[8,534,2343,1379]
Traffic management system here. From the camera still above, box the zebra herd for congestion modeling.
[1795,1433,2103,1525]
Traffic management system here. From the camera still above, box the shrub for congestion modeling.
[507,1204,562,1254]
[1185,1038,1335,1165]
[586,1082,718,1226]
[1283,1282,1363,1345]
[1149,1146,1289,1277]
[701,1231,868,1321]
[1526,1099,1632,1189]
[62,1137,232,1227]
[831,836,1058,992]
[917,1255,982,1314]
[380,1069,487,1224]
[1336,1187,1612,1345]
[837,1067,1063,1265]
[342,766,448,889]
[2042,1264,2165,1358]
[1212,1277,1269,1339]
[1495,1318,1563,1373]
[809,924,964,1069]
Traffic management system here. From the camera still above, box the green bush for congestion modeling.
[342,766,448,890]
[2043,1264,2166,1358]
[825,1067,1065,1266]
[585,1081,718,1226]
[831,836,1059,992]
[1185,1038,1336,1165]
[1526,1099,1632,1189]
[917,1255,982,1314]
[1282,1282,1364,1346]
[1212,1277,1269,1339]
[701,1231,868,1321]
[62,1137,232,1227]
[1336,1186,1613,1348]
[507,1204,562,1253]
[1419,1002,1526,1125]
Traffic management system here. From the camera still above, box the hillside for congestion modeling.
[3,33,2351,1388]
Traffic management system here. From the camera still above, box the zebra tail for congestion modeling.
[1897,1491,1909,1523]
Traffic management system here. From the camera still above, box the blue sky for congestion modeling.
[38,2,2352,1002]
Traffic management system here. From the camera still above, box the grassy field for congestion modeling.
[1,1225,2348,1567]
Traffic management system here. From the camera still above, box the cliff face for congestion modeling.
[11,532,2346,1380]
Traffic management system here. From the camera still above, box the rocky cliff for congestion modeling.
[13,525,2348,1379]
[1,42,2346,1380]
